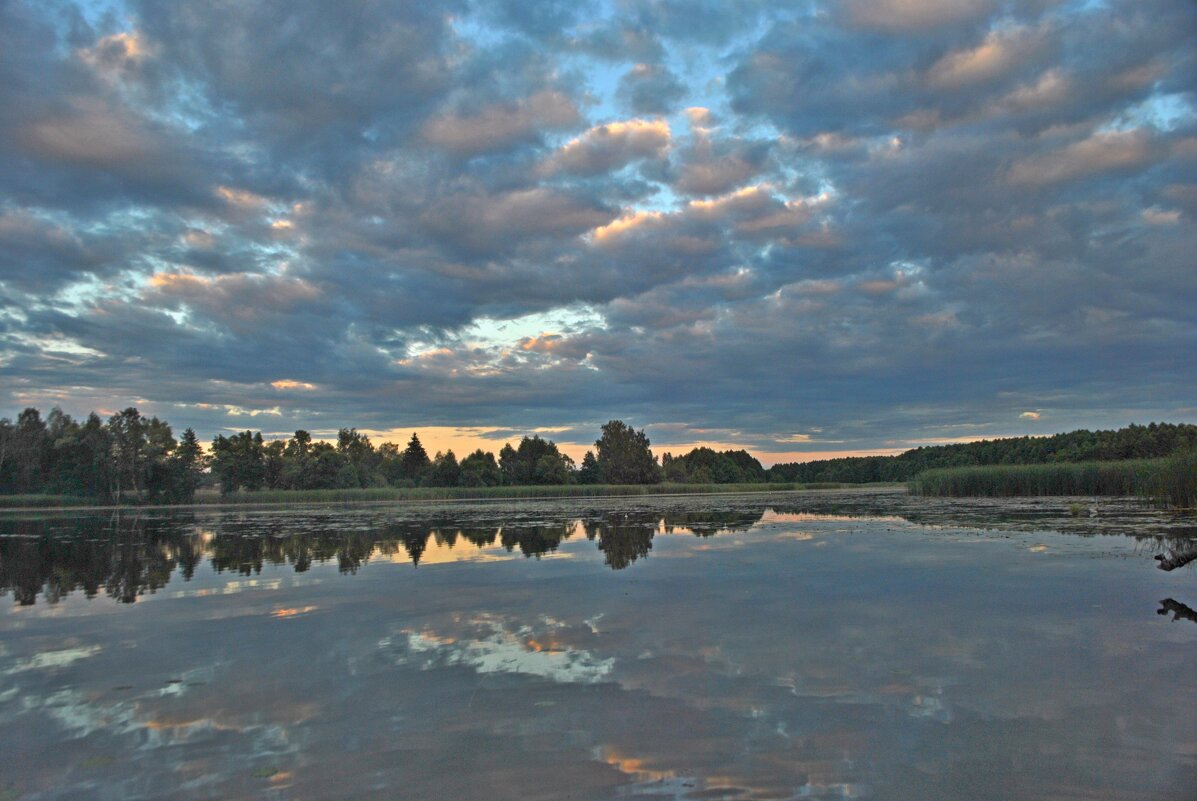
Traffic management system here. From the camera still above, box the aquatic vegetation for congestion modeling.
[911,459,1165,498]
[1152,449,1197,509]
[0,494,92,508]
[913,451,1197,507]
[202,482,808,505]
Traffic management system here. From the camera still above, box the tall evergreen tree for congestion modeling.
[171,428,205,502]
[577,451,602,484]
[498,443,519,485]
[399,433,430,481]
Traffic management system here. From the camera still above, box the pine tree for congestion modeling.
[400,433,430,481]
[578,451,602,484]
[171,428,204,502]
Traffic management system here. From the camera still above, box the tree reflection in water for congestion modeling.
[0,507,765,605]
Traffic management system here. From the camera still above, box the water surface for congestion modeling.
[2,491,1195,800]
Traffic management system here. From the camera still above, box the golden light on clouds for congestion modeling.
[556,117,671,153]
[147,271,210,290]
[927,25,1034,89]
[216,185,269,208]
[687,183,773,212]
[590,209,665,241]
[518,333,562,352]
[98,31,147,60]
[363,426,595,461]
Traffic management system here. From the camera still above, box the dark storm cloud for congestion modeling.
[1,0,1194,456]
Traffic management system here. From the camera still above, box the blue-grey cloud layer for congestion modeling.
[1,0,1194,456]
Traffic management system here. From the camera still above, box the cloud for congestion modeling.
[1007,129,1156,186]
[926,25,1043,89]
[271,379,318,391]
[0,210,101,293]
[539,119,671,176]
[141,270,327,338]
[841,0,993,32]
[0,0,1194,457]
[422,91,581,155]
[420,187,614,254]
[672,119,772,197]
[616,63,686,115]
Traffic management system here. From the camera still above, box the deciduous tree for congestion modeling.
[595,420,659,485]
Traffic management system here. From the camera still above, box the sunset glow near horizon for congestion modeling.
[1,0,1194,464]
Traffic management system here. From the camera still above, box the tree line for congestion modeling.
[207,418,766,492]
[770,422,1197,484]
[0,407,203,503]
[3,406,1191,502]
[0,409,768,501]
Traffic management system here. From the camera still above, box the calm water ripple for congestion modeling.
[1,490,1195,800]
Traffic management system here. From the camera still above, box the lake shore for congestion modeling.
[0,481,901,514]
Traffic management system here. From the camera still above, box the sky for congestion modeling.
[0,0,1194,465]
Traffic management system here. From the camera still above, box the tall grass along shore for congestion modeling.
[0,482,872,510]
[912,452,1196,507]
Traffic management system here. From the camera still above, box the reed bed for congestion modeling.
[1154,449,1197,508]
[0,482,874,510]
[201,482,813,505]
[0,494,95,508]
[909,459,1173,495]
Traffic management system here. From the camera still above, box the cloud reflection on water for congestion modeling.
[0,494,1195,799]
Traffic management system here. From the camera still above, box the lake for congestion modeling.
[1,489,1195,800]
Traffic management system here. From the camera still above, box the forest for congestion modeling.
[0,405,1194,504]
[0,408,758,502]
[770,422,1197,484]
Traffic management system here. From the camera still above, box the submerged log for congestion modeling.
[1157,598,1197,623]
[1153,548,1197,571]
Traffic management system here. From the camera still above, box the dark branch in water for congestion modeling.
[1157,599,1197,623]
[1153,548,1197,571]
